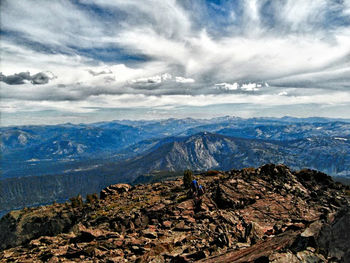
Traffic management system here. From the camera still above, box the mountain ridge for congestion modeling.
[1,132,349,215]
[1,117,350,218]
[0,164,349,262]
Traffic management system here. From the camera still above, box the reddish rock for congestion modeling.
[100,184,131,199]
[162,221,172,228]
[147,203,166,213]
[177,200,195,216]
[0,164,348,263]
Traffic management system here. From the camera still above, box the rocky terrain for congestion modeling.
[0,164,349,262]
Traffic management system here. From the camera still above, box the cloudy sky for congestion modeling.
[1,0,350,125]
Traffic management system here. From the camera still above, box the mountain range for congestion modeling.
[1,116,350,215]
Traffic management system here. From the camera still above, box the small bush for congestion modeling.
[86,193,99,204]
[183,170,193,189]
[70,194,83,208]
[206,170,220,176]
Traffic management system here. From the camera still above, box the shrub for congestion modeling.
[70,194,83,208]
[206,170,220,176]
[183,169,193,189]
[86,193,99,204]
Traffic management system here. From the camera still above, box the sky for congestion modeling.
[1,0,350,126]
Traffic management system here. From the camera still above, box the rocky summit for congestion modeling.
[0,164,349,262]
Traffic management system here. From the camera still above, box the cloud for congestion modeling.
[1,0,350,124]
[87,69,113,76]
[131,75,163,85]
[241,83,262,91]
[30,72,53,85]
[0,72,30,85]
[175,76,195,83]
[215,82,267,92]
[2,91,350,115]
[0,71,55,85]
[215,83,239,91]
[129,73,195,89]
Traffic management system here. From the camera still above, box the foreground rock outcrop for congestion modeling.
[0,164,349,262]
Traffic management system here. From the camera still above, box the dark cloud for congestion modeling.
[0,72,31,85]
[31,72,51,84]
[0,71,53,85]
[103,76,115,83]
[87,69,113,76]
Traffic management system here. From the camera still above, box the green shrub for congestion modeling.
[183,170,193,189]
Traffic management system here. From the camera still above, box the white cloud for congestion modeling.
[215,83,239,91]
[131,75,162,84]
[280,0,328,31]
[241,83,260,91]
[345,0,350,15]
[2,91,350,114]
[1,0,109,49]
[215,82,266,92]
[80,0,192,38]
[161,73,173,81]
[2,1,349,89]
[175,77,195,83]
[87,68,113,76]
[129,73,195,86]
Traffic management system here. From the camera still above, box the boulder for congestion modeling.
[100,184,132,199]
[317,207,350,261]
